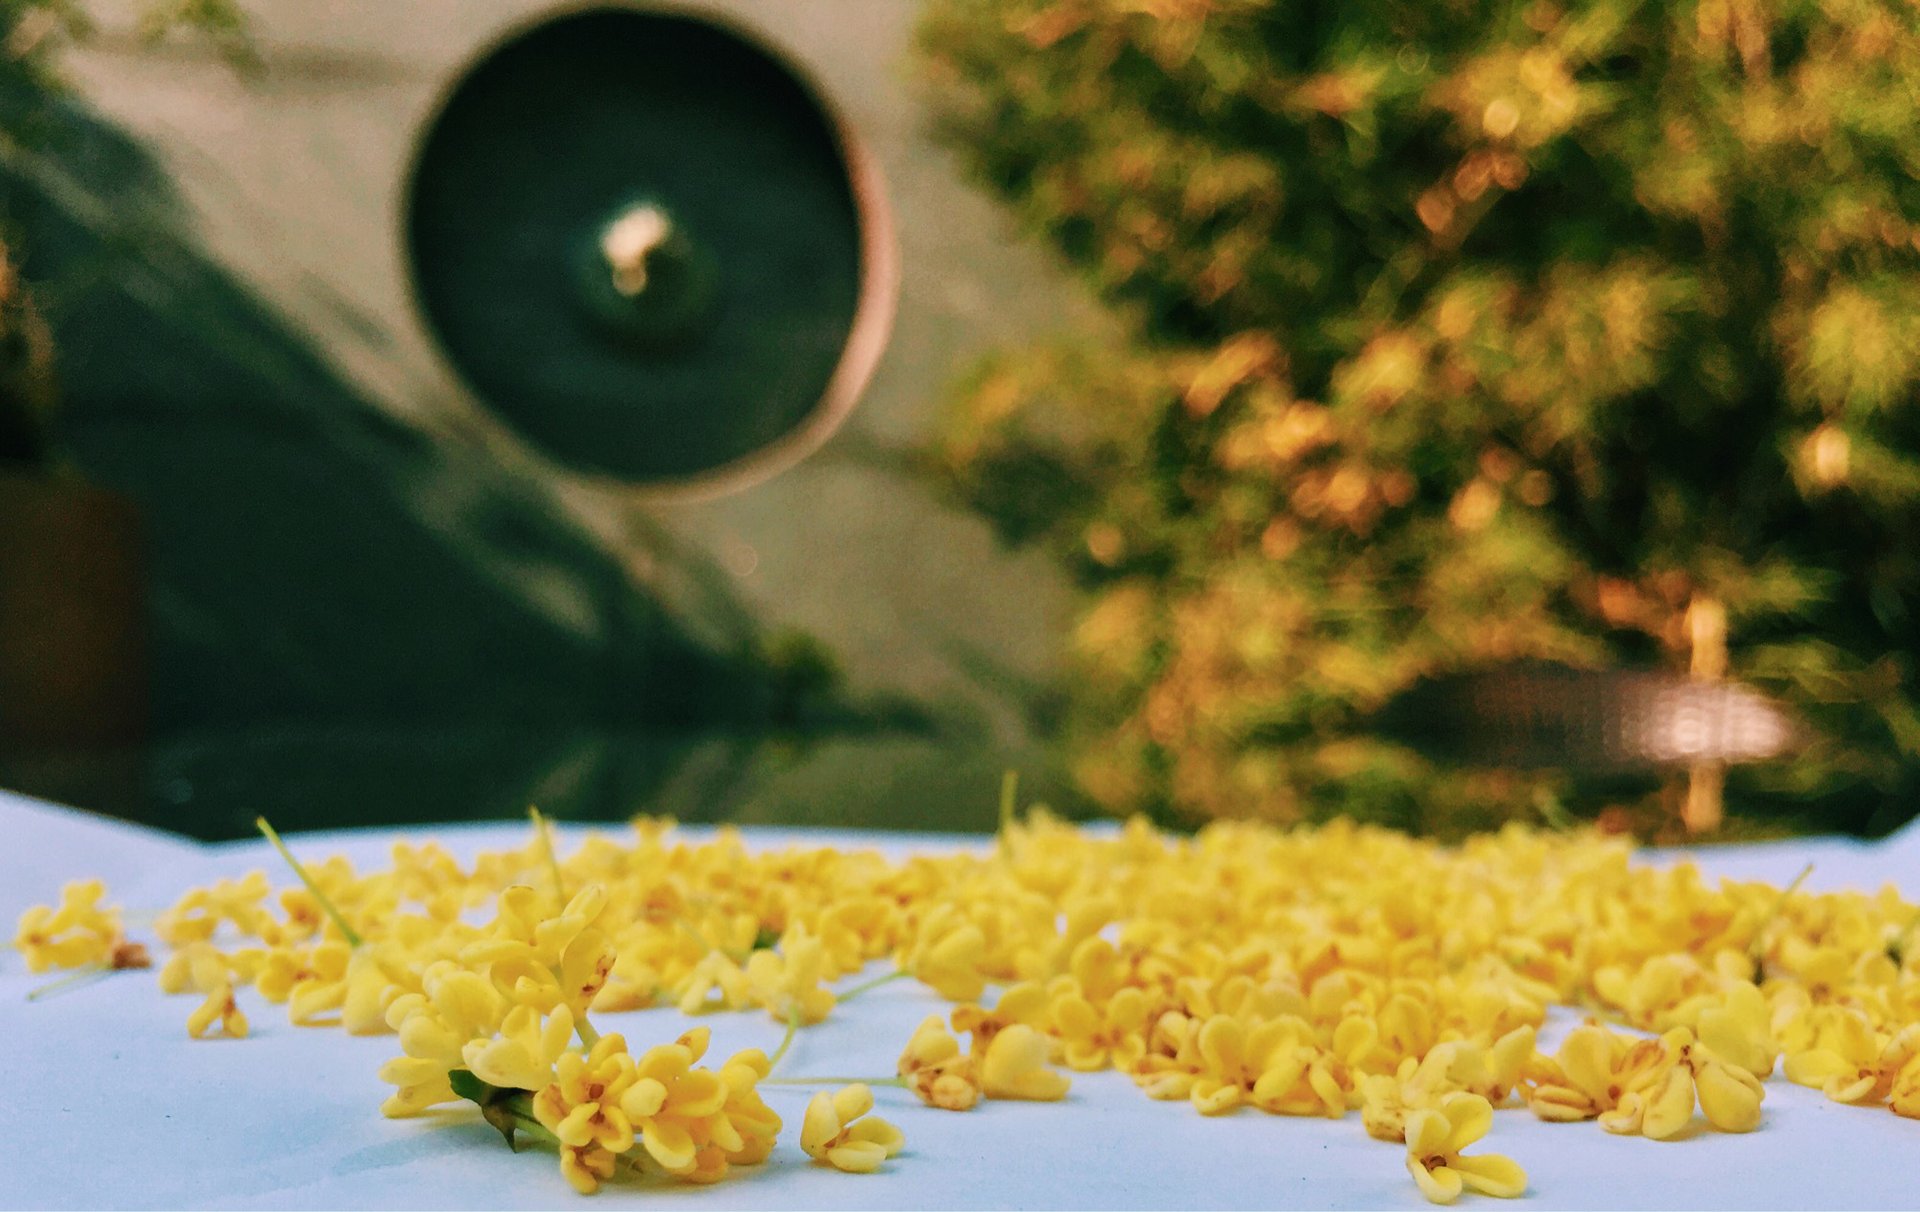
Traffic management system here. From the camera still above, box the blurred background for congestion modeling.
[3,0,1917,842]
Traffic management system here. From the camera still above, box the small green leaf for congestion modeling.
[752,927,781,951]
[448,1068,492,1104]
[449,1068,521,1150]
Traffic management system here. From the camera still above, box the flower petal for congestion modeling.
[1452,1153,1528,1198]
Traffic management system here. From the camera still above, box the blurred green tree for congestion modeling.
[919,0,1920,836]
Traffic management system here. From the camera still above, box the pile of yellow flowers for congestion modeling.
[13,804,1920,1202]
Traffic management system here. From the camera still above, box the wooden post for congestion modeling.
[1683,595,1727,835]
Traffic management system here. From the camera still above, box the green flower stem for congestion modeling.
[767,1008,802,1071]
[671,911,720,956]
[760,1076,908,1088]
[1889,910,1920,964]
[529,807,567,904]
[1533,790,1574,832]
[997,768,1019,859]
[25,965,111,1001]
[838,967,908,1001]
[498,1091,561,1150]
[576,1012,601,1049]
[1750,861,1814,967]
[256,816,362,947]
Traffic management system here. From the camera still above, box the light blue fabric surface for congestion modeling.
[2,788,1916,1210]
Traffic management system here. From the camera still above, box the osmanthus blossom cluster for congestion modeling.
[13,807,1920,1201]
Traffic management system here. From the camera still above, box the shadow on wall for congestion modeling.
[0,89,984,838]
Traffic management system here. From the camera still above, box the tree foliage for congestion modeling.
[919,0,1920,834]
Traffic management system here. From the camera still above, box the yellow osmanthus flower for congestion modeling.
[1525,1023,1638,1122]
[980,1023,1071,1101]
[379,964,509,1116]
[558,1144,618,1197]
[951,980,1049,1053]
[801,1084,905,1173]
[1404,1093,1527,1204]
[616,1028,732,1176]
[1689,1040,1765,1133]
[532,1033,641,1193]
[156,872,273,947]
[1132,1010,1204,1100]
[463,885,615,1019]
[187,981,249,1039]
[899,1014,983,1110]
[1694,983,1777,1079]
[673,951,753,1015]
[1595,1029,1697,1140]
[464,1003,577,1092]
[744,928,838,1025]
[256,941,360,1027]
[158,942,229,996]
[23,810,1920,1199]
[1186,1014,1345,1117]
[14,880,122,972]
[1888,1039,1920,1119]
[1785,1007,1911,1105]
[900,908,989,1001]
[1362,1031,1536,1142]
[1052,985,1153,1071]
[707,1047,784,1169]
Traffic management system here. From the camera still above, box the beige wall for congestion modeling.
[63,0,1103,743]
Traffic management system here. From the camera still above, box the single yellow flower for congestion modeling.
[1361,1066,1437,1142]
[158,942,231,996]
[1404,1092,1526,1204]
[186,981,249,1039]
[980,1022,1071,1101]
[711,1047,783,1166]
[463,1003,576,1092]
[378,964,509,1116]
[559,1143,619,1195]
[156,872,272,947]
[256,941,356,1026]
[1052,985,1154,1071]
[744,928,838,1025]
[951,980,1049,1055]
[1525,1023,1632,1121]
[1694,982,1776,1078]
[672,951,753,1015]
[14,880,121,972]
[533,1033,641,1155]
[898,1014,982,1110]
[340,947,405,1035]
[1888,1031,1920,1119]
[1596,1032,1695,1140]
[801,1084,905,1173]
[901,910,989,1001]
[1689,1041,1765,1132]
